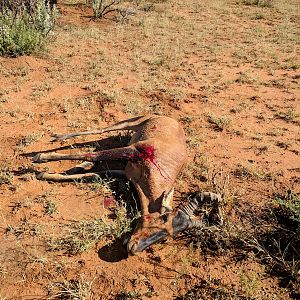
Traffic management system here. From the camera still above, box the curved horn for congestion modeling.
[172,192,223,235]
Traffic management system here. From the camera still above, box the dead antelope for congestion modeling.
[33,115,222,254]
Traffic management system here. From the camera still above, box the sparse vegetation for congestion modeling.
[10,198,32,213]
[0,264,7,277]
[17,132,44,148]
[115,290,142,300]
[48,276,93,300]
[239,270,261,298]
[276,191,300,230]
[0,0,299,298]
[88,0,121,18]
[243,223,299,288]
[5,221,42,238]
[175,278,248,300]
[87,0,137,21]
[183,191,300,296]
[77,176,116,196]
[0,167,13,184]
[44,199,57,215]
[239,0,273,7]
[207,114,231,131]
[275,108,300,124]
[48,201,138,254]
[234,163,272,180]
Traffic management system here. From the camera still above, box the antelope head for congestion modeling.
[127,191,222,254]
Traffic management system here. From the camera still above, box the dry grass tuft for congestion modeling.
[47,201,139,255]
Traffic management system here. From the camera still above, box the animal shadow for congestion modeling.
[98,238,129,262]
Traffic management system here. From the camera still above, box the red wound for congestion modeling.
[134,145,169,179]
[144,215,151,222]
[103,197,115,208]
[136,145,156,163]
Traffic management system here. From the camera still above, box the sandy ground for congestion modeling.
[0,0,299,299]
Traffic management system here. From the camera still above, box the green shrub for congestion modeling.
[0,0,57,56]
[240,0,273,7]
[276,191,300,230]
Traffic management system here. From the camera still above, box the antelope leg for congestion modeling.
[32,146,138,163]
[51,115,152,141]
[51,130,104,142]
[37,170,125,182]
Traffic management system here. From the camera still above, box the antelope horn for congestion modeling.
[172,192,223,235]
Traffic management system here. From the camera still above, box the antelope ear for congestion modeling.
[160,187,174,215]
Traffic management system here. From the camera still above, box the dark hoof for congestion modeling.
[36,172,46,180]
[32,153,46,163]
[51,133,69,142]
[50,134,61,142]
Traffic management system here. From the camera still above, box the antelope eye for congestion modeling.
[161,214,168,223]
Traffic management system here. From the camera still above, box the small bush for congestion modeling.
[48,277,93,300]
[207,114,231,131]
[0,168,13,184]
[240,0,273,7]
[276,191,300,231]
[87,0,138,21]
[87,0,122,18]
[0,0,57,57]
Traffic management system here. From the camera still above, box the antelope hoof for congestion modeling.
[32,153,47,163]
[51,134,63,142]
[36,172,46,180]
